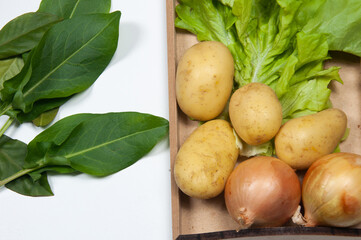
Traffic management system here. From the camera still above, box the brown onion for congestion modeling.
[224,156,301,229]
[302,152,361,227]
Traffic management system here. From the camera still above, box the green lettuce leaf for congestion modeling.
[299,0,361,57]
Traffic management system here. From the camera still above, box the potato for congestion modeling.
[275,108,347,170]
[176,41,234,121]
[174,119,239,199]
[229,82,282,145]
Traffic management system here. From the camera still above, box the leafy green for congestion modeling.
[0,11,121,119]
[175,0,360,156]
[0,12,62,59]
[0,135,54,196]
[0,57,24,90]
[0,135,27,181]
[32,108,59,127]
[6,173,54,196]
[17,97,69,123]
[0,112,169,196]
[25,112,170,176]
[298,0,361,57]
[25,113,99,166]
[0,1,170,198]
[38,0,111,19]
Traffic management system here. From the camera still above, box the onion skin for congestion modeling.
[224,156,301,229]
[302,152,361,227]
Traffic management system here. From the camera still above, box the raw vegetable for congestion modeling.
[176,41,234,121]
[32,108,59,127]
[174,0,361,155]
[174,119,239,199]
[0,112,169,196]
[229,82,282,145]
[0,0,170,198]
[224,156,301,229]
[0,12,120,117]
[0,57,24,88]
[275,108,347,170]
[0,0,120,136]
[300,152,361,227]
[0,12,61,59]
[38,0,111,19]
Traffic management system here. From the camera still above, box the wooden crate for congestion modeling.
[166,0,361,239]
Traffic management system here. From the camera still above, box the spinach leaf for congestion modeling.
[0,112,169,196]
[0,12,62,59]
[26,112,169,176]
[0,135,54,196]
[55,112,169,176]
[0,50,33,103]
[5,12,120,114]
[16,97,70,123]
[25,113,97,167]
[0,57,24,90]
[0,135,27,181]
[38,0,111,19]
[6,173,54,196]
[32,108,59,127]
[29,166,78,181]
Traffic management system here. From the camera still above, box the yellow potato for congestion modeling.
[176,41,234,121]
[174,119,239,199]
[275,108,347,170]
[229,82,283,145]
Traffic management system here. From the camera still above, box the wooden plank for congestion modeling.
[165,0,180,239]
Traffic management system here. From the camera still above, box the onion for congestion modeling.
[224,156,301,229]
[301,152,361,227]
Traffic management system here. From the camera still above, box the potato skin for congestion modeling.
[229,82,282,145]
[174,119,239,199]
[275,108,347,170]
[176,41,234,121]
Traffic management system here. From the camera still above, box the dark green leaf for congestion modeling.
[26,112,169,176]
[11,12,121,113]
[0,12,62,59]
[38,0,111,19]
[6,172,54,196]
[56,112,169,176]
[29,165,78,181]
[0,135,27,180]
[16,96,70,123]
[0,50,33,103]
[0,135,53,196]
[25,113,97,167]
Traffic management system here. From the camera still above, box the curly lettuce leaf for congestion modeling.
[299,0,361,57]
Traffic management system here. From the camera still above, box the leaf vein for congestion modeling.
[65,125,167,159]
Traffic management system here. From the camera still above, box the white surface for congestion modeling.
[0,1,172,240]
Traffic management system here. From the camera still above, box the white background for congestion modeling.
[0,0,172,239]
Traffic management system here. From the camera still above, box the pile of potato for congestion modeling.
[174,41,347,200]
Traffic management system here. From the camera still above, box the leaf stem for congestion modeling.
[0,117,14,138]
[0,166,41,187]
[0,103,12,116]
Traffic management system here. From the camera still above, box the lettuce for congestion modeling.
[175,0,360,156]
[298,0,361,56]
